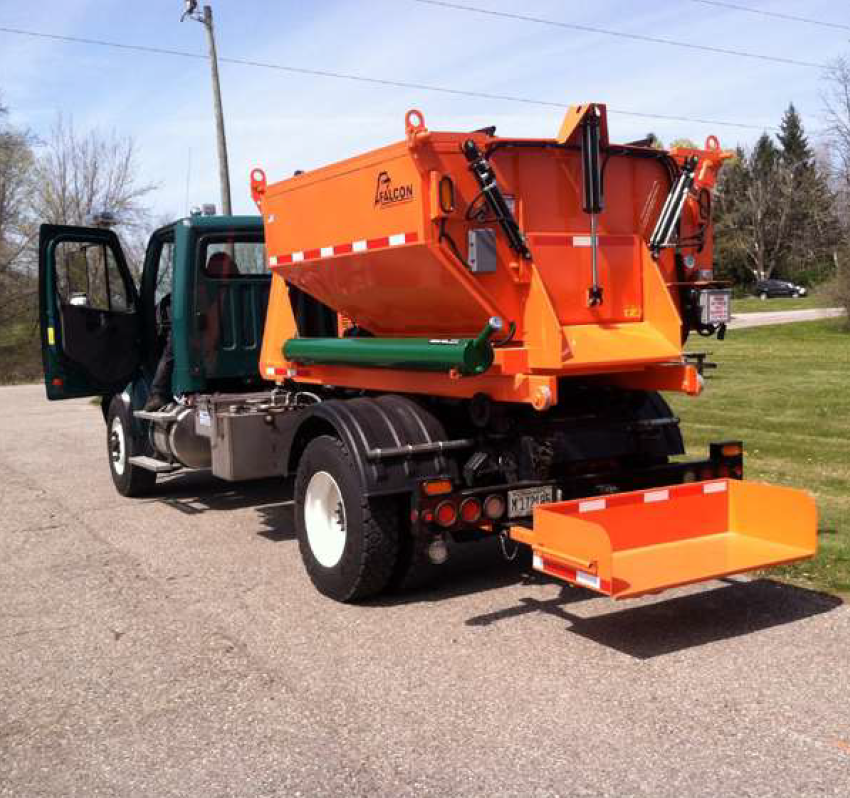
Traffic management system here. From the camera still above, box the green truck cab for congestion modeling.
[40,214,268,402]
[38,215,276,493]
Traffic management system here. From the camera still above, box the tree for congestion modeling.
[714,105,841,288]
[714,134,795,282]
[777,103,811,164]
[823,58,850,319]
[0,100,37,327]
[0,101,35,277]
[30,115,156,274]
[775,103,840,283]
[1,107,158,383]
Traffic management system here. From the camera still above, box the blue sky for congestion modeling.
[1,0,847,219]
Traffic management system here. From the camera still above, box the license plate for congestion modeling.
[508,486,554,519]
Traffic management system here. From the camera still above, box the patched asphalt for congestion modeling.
[1,383,848,797]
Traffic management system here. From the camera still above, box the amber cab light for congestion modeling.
[721,443,743,457]
[422,479,453,496]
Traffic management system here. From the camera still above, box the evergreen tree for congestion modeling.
[777,103,812,165]
[775,103,841,283]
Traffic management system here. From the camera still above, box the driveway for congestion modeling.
[1,384,847,797]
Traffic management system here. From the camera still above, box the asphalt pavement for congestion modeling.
[1,384,848,797]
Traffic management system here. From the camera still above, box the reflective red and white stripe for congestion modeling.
[264,366,294,378]
[269,231,418,267]
[528,233,634,248]
[572,480,727,515]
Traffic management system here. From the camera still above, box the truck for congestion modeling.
[38,104,817,602]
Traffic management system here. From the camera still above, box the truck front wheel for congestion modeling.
[295,435,399,602]
[106,396,157,497]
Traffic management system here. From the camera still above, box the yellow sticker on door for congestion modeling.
[47,327,55,345]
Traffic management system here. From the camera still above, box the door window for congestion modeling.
[154,240,176,305]
[201,235,267,278]
[55,240,132,312]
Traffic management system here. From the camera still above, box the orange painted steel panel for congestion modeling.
[520,480,816,598]
[255,107,731,405]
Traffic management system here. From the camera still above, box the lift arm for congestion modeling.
[462,139,532,260]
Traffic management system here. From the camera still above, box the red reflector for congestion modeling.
[51,378,63,387]
[460,497,482,524]
[435,501,458,528]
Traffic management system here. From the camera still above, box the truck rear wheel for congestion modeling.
[295,435,400,602]
[106,396,157,497]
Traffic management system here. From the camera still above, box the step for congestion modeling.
[128,455,180,474]
[133,409,182,423]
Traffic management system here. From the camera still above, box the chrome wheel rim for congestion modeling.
[110,416,126,476]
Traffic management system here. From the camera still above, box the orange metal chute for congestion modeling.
[254,105,731,406]
[511,480,817,599]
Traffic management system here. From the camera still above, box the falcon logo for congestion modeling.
[374,171,414,208]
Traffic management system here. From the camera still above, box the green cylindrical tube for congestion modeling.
[284,317,503,376]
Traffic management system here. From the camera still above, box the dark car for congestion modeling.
[754,279,807,300]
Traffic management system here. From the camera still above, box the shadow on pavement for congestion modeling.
[147,471,296,540]
[370,539,560,606]
[142,474,842,658]
[465,576,842,659]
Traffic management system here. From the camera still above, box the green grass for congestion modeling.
[0,317,42,385]
[732,293,833,313]
[669,319,850,596]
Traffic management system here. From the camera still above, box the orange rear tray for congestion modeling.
[511,480,817,599]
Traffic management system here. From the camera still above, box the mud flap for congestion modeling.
[510,480,817,599]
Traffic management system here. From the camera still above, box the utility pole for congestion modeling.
[182,1,232,216]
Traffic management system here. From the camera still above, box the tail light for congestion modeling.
[483,494,506,520]
[460,497,482,523]
[435,501,458,528]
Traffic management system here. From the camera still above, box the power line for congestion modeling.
[410,0,824,69]
[0,24,776,131]
[689,1,850,32]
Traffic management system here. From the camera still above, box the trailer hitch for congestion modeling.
[462,139,532,260]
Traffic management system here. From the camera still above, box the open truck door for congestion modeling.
[39,224,141,400]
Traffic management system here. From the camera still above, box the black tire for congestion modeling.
[106,396,157,497]
[294,435,399,602]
